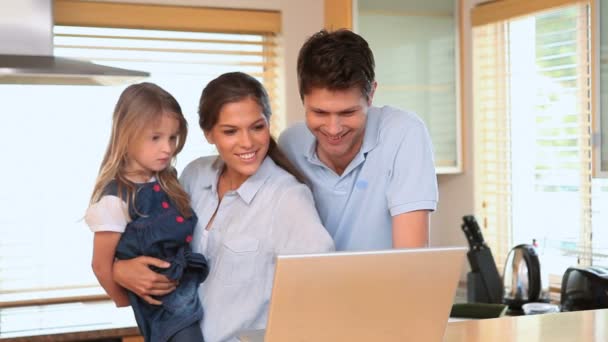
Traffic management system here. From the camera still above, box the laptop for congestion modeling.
[238,247,467,342]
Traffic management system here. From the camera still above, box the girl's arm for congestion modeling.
[92,232,130,307]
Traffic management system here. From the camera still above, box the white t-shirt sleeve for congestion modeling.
[386,121,439,216]
[84,195,129,233]
[273,184,335,254]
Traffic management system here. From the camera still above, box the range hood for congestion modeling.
[0,0,149,85]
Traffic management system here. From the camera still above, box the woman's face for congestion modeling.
[205,97,270,181]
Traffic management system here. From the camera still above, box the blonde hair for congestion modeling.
[90,82,193,218]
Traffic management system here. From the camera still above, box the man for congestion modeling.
[279,29,438,251]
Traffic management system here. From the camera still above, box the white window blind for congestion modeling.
[0,24,280,305]
[473,21,512,271]
[54,26,282,135]
[473,1,607,294]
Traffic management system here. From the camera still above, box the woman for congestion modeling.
[113,72,334,342]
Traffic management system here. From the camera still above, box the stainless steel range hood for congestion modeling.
[0,0,149,85]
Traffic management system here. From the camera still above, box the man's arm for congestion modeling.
[392,210,430,248]
[386,116,436,249]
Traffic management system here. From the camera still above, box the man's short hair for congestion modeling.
[297,29,375,100]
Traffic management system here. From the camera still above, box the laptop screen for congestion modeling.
[257,247,466,342]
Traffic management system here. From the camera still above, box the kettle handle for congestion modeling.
[521,245,542,301]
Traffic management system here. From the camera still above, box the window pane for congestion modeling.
[357,0,460,171]
[508,6,590,285]
[0,26,275,301]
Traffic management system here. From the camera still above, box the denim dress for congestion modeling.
[104,180,209,342]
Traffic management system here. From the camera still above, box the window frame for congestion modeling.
[54,0,281,34]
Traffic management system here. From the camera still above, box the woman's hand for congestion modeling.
[112,256,177,305]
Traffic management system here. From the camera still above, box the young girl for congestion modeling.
[85,83,208,342]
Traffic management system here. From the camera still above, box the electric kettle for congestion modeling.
[502,244,542,310]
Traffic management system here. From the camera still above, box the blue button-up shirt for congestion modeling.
[180,156,334,342]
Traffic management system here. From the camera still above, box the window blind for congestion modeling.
[472,1,602,293]
[0,5,281,306]
[53,26,282,135]
[473,21,512,270]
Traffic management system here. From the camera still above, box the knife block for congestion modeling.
[467,248,503,304]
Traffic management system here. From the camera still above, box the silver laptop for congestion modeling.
[239,247,467,342]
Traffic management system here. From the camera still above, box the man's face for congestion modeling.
[303,86,374,169]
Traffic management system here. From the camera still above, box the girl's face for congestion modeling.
[205,97,270,182]
[126,113,180,181]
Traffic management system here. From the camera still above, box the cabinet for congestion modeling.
[355,0,462,173]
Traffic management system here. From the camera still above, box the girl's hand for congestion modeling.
[113,256,177,305]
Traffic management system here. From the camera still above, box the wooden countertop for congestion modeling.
[444,308,608,341]
[2,299,606,341]
[0,301,140,341]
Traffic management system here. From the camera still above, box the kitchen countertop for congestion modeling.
[0,300,140,341]
[7,296,601,342]
[444,308,608,341]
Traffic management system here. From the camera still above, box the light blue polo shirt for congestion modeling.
[279,105,438,251]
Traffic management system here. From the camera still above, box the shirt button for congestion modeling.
[176,216,184,223]
[153,184,161,192]
[161,201,169,209]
